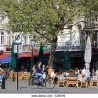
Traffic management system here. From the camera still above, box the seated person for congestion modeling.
[50,69,56,78]
[48,66,53,76]
[77,70,87,87]
[50,69,58,84]
[65,70,70,77]
[96,70,98,79]
[59,71,66,80]
[74,68,79,76]
[84,68,90,81]
[92,72,97,80]
[78,70,83,82]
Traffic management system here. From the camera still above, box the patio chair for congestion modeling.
[80,78,88,87]
[66,77,78,87]
[90,79,98,86]
[90,75,98,86]
[58,78,66,87]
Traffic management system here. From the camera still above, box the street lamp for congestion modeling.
[29,39,36,85]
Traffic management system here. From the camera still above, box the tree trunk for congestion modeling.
[48,39,57,68]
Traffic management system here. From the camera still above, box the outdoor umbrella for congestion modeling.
[64,50,70,70]
[84,35,92,69]
[39,42,44,65]
[10,42,17,69]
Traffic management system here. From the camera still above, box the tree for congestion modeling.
[39,42,44,66]
[0,0,98,67]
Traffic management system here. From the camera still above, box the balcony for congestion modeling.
[0,41,86,53]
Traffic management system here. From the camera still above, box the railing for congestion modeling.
[56,45,84,51]
[56,42,84,51]
[3,44,51,52]
[1,42,86,52]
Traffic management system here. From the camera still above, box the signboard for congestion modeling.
[14,44,22,54]
[14,32,22,44]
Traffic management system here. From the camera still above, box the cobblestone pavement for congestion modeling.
[0,79,98,94]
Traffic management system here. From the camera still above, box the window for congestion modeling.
[7,31,11,45]
[24,36,28,44]
[7,36,10,44]
[0,31,4,45]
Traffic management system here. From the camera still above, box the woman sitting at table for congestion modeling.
[77,70,88,87]
[59,71,66,80]
[74,67,79,76]
[92,72,97,80]
[50,69,57,78]
[78,70,82,82]
[65,70,70,77]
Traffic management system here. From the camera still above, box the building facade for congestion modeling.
[1,12,98,72]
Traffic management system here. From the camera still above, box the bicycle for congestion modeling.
[29,73,55,89]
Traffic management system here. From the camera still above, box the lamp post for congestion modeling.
[29,39,35,85]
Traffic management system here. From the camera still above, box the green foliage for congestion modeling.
[0,0,95,40]
[1,0,98,66]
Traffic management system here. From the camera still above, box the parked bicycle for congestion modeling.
[29,73,55,89]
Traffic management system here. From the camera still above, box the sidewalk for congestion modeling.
[0,79,54,93]
[0,79,98,94]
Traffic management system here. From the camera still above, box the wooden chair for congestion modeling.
[18,72,24,80]
[14,72,17,79]
[23,72,30,80]
[66,77,78,87]
[9,72,13,79]
[90,80,98,86]
[58,78,66,87]
[80,78,88,87]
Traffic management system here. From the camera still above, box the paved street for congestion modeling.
[0,79,98,94]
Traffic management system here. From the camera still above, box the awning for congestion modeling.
[19,51,50,57]
[0,56,21,63]
[0,56,11,63]
[0,53,11,59]
[0,51,50,59]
